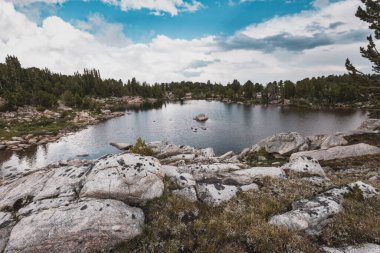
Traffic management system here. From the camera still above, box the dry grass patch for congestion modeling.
[320,189,380,247]
[113,177,326,253]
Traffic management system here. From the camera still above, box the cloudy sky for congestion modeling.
[0,0,374,84]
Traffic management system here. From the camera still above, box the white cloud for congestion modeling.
[74,14,132,47]
[100,0,203,16]
[0,0,374,85]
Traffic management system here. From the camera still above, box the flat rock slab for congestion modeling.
[221,167,286,185]
[80,154,164,205]
[5,199,144,253]
[290,143,380,161]
[262,132,308,155]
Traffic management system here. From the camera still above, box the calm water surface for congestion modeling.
[0,100,368,170]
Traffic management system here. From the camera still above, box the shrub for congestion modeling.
[130,137,154,156]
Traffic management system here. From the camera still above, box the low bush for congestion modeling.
[130,138,154,156]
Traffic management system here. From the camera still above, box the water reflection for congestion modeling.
[0,101,367,170]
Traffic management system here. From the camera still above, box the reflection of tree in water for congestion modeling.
[0,150,13,166]
[128,101,164,112]
[13,145,40,168]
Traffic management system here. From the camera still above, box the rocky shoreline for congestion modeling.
[0,119,379,252]
[0,96,162,152]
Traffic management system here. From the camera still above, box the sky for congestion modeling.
[0,0,375,84]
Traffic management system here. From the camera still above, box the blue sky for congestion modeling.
[1,0,373,83]
[54,0,317,42]
[22,0,321,42]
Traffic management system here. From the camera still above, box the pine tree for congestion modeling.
[347,0,379,74]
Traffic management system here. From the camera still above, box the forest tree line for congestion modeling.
[0,55,378,111]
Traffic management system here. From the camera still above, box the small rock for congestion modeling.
[173,187,198,202]
[196,183,238,206]
[110,142,133,150]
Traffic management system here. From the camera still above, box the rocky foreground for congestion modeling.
[0,119,379,252]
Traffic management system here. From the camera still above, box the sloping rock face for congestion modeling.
[0,153,167,252]
[290,143,380,161]
[281,156,326,177]
[5,199,144,253]
[358,119,380,131]
[268,181,378,235]
[0,212,15,252]
[80,154,164,205]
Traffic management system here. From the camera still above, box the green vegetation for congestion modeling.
[0,56,378,112]
[346,0,380,118]
[0,113,79,140]
[130,137,154,156]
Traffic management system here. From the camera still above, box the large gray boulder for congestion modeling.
[261,132,308,155]
[268,181,378,234]
[80,154,164,205]
[290,143,380,161]
[5,199,144,253]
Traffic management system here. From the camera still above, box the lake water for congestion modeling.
[0,100,368,170]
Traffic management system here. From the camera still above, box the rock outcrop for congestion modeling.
[0,154,165,252]
[80,154,164,205]
[290,143,380,161]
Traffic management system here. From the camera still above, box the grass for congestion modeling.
[243,147,287,167]
[113,177,325,253]
[320,191,380,247]
[0,112,80,140]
